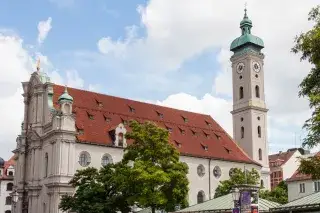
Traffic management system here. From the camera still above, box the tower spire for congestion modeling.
[36,58,41,72]
[244,2,248,19]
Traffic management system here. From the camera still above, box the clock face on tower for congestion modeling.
[252,61,261,73]
[236,62,245,74]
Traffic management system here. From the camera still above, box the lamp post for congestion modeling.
[231,187,240,209]
[11,191,19,213]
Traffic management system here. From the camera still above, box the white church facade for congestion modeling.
[12,9,270,213]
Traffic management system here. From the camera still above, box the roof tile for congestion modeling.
[53,85,258,165]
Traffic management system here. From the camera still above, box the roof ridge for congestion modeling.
[56,84,213,117]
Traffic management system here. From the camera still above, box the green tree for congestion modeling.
[122,120,189,213]
[260,181,288,204]
[291,5,320,179]
[214,168,260,198]
[59,164,133,213]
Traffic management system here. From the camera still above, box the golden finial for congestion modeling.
[36,58,41,72]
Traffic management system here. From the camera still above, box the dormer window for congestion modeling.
[96,99,103,108]
[224,147,231,154]
[104,116,111,123]
[167,127,172,133]
[76,127,84,135]
[201,144,208,151]
[182,116,188,123]
[174,140,181,148]
[191,129,197,136]
[214,133,221,140]
[156,111,164,119]
[87,112,94,120]
[179,127,185,135]
[128,105,135,113]
[205,120,211,127]
[121,118,127,125]
[203,131,209,138]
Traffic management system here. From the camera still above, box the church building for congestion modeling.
[12,9,270,213]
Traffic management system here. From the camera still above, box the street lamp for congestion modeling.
[11,191,19,203]
[231,188,240,208]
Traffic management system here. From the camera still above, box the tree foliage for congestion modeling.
[214,168,260,198]
[123,120,189,213]
[59,164,133,213]
[60,120,189,213]
[292,5,320,178]
[260,181,288,204]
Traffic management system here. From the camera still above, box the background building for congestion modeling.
[268,148,309,189]
[0,156,15,213]
[12,9,270,213]
[286,152,320,202]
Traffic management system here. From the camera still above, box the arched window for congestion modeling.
[5,196,12,205]
[8,171,13,176]
[118,133,124,146]
[241,126,244,139]
[258,126,261,138]
[197,191,205,204]
[45,153,48,177]
[259,149,262,161]
[261,179,264,188]
[239,87,244,99]
[255,85,260,98]
[5,210,11,213]
[6,182,13,191]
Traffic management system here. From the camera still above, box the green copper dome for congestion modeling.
[58,87,73,103]
[230,8,264,52]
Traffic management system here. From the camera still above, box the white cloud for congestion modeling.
[0,30,86,159]
[37,17,52,44]
[96,0,316,152]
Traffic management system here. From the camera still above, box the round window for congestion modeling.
[79,151,91,167]
[213,166,221,178]
[229,168,236,177]
[197,164,205,177]
[101,154,113,166]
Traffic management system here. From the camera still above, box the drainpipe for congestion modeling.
[209,159,211,200]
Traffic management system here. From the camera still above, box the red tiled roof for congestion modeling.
[0,155,15,180]
[53,85,259,165]
[286,152,320,182]
[268,150,297,166]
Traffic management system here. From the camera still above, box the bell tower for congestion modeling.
[230,8,270,189]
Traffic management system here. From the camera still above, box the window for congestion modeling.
[240,117,244,122]
[197,164,205,177]
[79,151,91,167]
[44,153,48,177]
[261,180,264,188]
[197,191,205,204]
[87,112,94,120]
[239,86,244,99]
[259,149,262,160]
[241,126,244,138]
[182,116,188,123]
[8,171,13,176]
[300,183,305,193]
[255,85,260,98]
[6,182,13,191]
[118,133,124,146]
[179,128,185,135]
[314,181,320,192]
[256,126,263,138]
[101,154,113,166]
[213,166,221,179]
[5,196,12,205]
[129,106,135,113]
[5,210,11,213]
[229,168,236,177]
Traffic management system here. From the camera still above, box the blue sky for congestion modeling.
[0,0,318,159]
